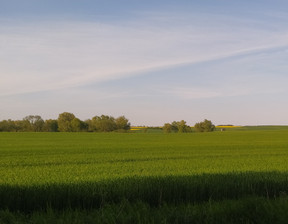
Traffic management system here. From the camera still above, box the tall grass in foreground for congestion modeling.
[1,172,288,212]
[1,197,288,224]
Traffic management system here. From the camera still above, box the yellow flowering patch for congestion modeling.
[130,127,148,131]
[216,126,242,128]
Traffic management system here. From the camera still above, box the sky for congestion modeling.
[1,0,288,126]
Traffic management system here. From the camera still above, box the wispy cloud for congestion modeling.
[1,9,288,97]
[1,1,288,125]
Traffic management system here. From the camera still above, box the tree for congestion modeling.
[85,119,93,132]
[0,120,15,132]
[21,119,32,131]
[164,120,192,133]
[171,121,179,132]
[163,123,172,133]
[90,115,117,132]
[0,119,30,132]
[71,118,82,132]
[0,113,132,133]
[23,115,44,132]
[57,112,76,132]
[177,120,192,133]
[0,120,6,132]
[115,116,130,131]
[194,119,215,132]
[71,118,88,132]
[44,119,58,132]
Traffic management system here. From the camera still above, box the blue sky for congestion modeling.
[1,0,288,125]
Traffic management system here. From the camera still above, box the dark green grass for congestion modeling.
[1,172,288,212]
[1,196,288,224]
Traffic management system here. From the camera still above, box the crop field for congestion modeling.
[1,128,288,223]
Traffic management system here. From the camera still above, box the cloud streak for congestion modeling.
[1,1,288,125]
[1,9,288,97]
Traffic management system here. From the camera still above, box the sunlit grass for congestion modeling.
[1,129,288,222]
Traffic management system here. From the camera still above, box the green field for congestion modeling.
[1,128,288,223]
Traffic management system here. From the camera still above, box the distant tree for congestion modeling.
[115,116,130,131]
[0,118,44,132]
[21,119,32,131]
[23,115,44,132]
[90,115,117,132]
[80,119,89,132]
[0,120,13,132]
[194,119,215,132]
[164,120,192,133]
[88,117,97,132]
[71,118,82,132]
[0,120,8,132]
[85,119,93,132]
[171,121,179,132]
[71,118,88,132]
[10,120,26,132]
[0,113,132,133]
[44,119,58,132]
[163,123,172,133]
[0,121,5,132]
[177,120,192,133]
[57,112,76,132]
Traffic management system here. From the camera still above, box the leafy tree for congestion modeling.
[194,119,215,132]
[90,115,117,132]
[85,119,93,132]
[71,118,88,132]
[115,116,130,131]
[71,118,82,132]
[164,120,192,133]
[0,120,8,132]
[0,121,5,132]
[177,120,192,133]
[44,119,58,132]
[0,120,14,132]
[163,123,172,133]
[23,115,44,132]
[0,119,26,132]
[0,117,44,132]
[171,121,179,132]
[173,120,191,133]
[21,119,32,131]
[0,113,132,133]
[57,112,76,132]
[80,119,89,132]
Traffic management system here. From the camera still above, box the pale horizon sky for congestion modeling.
[1,0,288,126]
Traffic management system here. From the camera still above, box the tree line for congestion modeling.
[163,119,215,133]
[0,112,131,132]
[0,112,215,133]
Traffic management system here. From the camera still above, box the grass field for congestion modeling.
[1,127,288,223]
